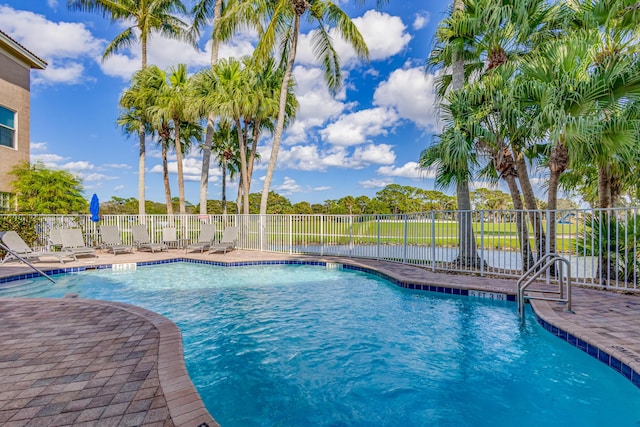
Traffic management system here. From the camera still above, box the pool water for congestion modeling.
[2,262,639,426]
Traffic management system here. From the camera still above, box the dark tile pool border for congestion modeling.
[1,258,639,391]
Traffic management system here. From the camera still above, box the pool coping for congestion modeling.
[0,252,638,425]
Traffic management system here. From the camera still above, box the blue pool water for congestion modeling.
[1,262,639,426]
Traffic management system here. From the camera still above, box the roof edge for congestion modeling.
[0,29,47,70]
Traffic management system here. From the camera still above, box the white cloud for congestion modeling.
[275,143,395,171]
[296,10,411,67]
[103,163,132,170]
[284,65,349,144]
[352,144,395,165]
[373,67,439,131]
[0,6,104,85]
[47,0,59,8]
[320,107,399,146]
[274,177,303,195]
[32,61,86,85]
[359,178,393,189]
[31,153,66,165]
[61,161,94,172]
[377,161,422,179]
[30,142,48,152]
[84,173,118,182]
[101,28,258,80]
[413,12,430,30]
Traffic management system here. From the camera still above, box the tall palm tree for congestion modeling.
[518,31,640,255]
[69,0,189,216]
[426,0,483,267]
[217,0,371,216]
[211,120,239,215]
[149,64,195,214]
[192,0,227,214]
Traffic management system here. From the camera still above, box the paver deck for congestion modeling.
[0,249,639,426]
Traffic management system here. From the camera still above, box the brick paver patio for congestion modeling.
[0,249,638,425]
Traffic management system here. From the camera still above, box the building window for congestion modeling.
[0,192,12,211]
[0,106,16,149]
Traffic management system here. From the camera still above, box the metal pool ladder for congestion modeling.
[517,253,572,319]
[0,234,55,284]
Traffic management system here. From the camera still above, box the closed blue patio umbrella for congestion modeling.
[90,194,100,222]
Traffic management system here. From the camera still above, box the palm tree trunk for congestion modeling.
[138,35,148,217]
[162,141,173,215]
[138,128,146,217]
[503,170,534,270]
[198,1,223,215]
[547,142,569,256]
[515,149,546,261]
[259,12,301,215]
[598,164,612,209]
[222,158,227,215]
[247,118,260,192]
[236,119,250,214]
[174,117,186,214]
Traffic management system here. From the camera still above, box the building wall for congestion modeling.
[0,48,31,196]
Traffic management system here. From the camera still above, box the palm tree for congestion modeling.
[241,56,298,194]
[192,0,227,214]
[211,120,239,215]
[426,0,483,267]
[217,0,371,216]
[69,0,189,216]
[149,64,195,214]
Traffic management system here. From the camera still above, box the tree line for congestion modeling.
[422,0,640,269]
[68,0,385,219]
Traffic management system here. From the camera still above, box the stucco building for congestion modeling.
[0,29,46,211]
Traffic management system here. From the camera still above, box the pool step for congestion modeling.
[0,279,54,297]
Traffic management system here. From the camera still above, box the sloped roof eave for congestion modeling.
[0,29,47,70]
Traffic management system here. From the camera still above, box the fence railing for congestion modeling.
[2,207,638,292]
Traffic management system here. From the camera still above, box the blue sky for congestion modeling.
[1,0,453,205]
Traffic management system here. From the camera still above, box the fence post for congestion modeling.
[320,215,324,257]
[289,215,293,255]
[403,214,408,264]
[377,215,381,260]
[480,211,485,277]
[431,212,436,271]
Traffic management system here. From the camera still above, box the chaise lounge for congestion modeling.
[208,226,238,254]
[100,225,134,255]
[60,229,98,258]
[131,225,168,253]
[185,223,217,253]
[0,230,76,264]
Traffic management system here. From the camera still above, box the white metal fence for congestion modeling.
[2,207,638,292]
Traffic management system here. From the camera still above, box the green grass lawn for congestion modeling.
[261,218,581,253]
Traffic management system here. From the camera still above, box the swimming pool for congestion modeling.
[1,262,639,426]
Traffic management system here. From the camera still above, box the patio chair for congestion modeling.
[60,229,98,258]
[131,225,168,253]
[1,231,76,264]
[208,226,238,254]
[162,227,179,249]
[49,228,63,250]
[186,223,217,253]
[99,225,134,255]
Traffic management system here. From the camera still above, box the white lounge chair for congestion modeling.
[1,231,76,264]
[208,226,238,254]
[100,225,134,255]
[162,227,179,249]
[131,225,168,253]
[186,223,217,253]
[60,229,98,258]
[49,228,64,250]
